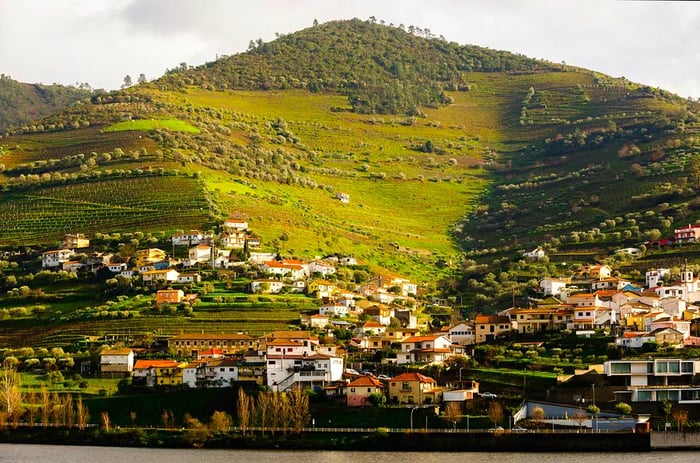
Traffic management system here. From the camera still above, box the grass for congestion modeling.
[102,119,200,133]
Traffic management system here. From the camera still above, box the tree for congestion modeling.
[209,410,232,433]
[75,396,90,430]
[687,155,700,188]
[0,360,23,424]
[672,408,688,432]
[531,406,545,428]
[137,73,147,85]
[443,401,462,430]
[287,387,310,433]
[100,411,111,430]
[487,401,503,428]
[615,402,632,416]
[122,75,133,89]
[129,410,136,427]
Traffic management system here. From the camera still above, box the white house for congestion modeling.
[141,269,179,283]
[42,249,75,268]
[172,230,209,246]
[447,322,475,346]
[646,268,671,289]
[99,348,134,378]
[523,248,546,261]
[250,279,285,294]
[261,261,306,280]
[189,244,212,264]
[177,273,201,284]
[222,217,248,231]
[265,339,343,391]
[397,334,453,365]
[319,303,351,317]
[309,260,337,277]
[539,278,570,296]
[107,263,128,273]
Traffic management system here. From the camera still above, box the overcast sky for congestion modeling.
[1,0,698,98]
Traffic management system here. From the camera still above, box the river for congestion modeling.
[0,444,698,463]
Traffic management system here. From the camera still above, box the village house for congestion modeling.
[62,233,90,249]
[222,217,248,231]
[307,279,338,299]
[394,308,418,329]
[592,277,630,291]
[360,321,386,336]
[250,279,285,294]
[219,230,247,249]
[319,302,351,317]
[107,262,127,273]
[265,338,344,392]
[133,248,167,268]
[188,243,212,264]
[539,277,571,297]
[447,322,476,346]
[362,305,394,326]
[309,260,337,277]
[674,224,700,243]
[575,264,612,280]
[168,333,256,357]
[261,261,306,280]
[615,331,656,349]
[505,308,556,334]
[523,247,546,262]
[397,334,454,365]
[99,348,134,378]
[171,230,209,246]
[388,372,442,405]
[62,260,84,273]
[183,358,241,388]
[646,268,671,288]
[177,273,201,284]
[475,314,514,343]
[443,380,480,403]
[335,192,350,203]
[132,359,187,387]
[141,268,179,283]
[42,249,75,268]
[156,289,184,305]
[301,314,329,329]
[347,376,385,407]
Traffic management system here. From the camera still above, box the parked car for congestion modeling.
[488,426,504,432]
[344,368,360,376]
[480,392,497,399]
[512,426,529,432]
[376,374,391,381]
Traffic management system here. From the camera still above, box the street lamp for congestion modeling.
[410,406,419,431]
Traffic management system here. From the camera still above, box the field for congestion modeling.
[102,119,200,133]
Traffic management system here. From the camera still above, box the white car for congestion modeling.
[480,392,498,399]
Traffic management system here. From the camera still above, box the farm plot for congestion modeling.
[0,176,212,245]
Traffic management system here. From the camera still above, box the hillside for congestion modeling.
[0,74,94,133]
[1,18,699,288]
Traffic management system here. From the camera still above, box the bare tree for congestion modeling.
[237,389,252,434]
[672,409,688,432]
[255,392,273,434]
[40,387,50,427]
[75,396,90,430]
[0,361,23,424]
[488,401,504,428]
[443,402,463,430]
[287,387,310,434]
[100,411,111,430]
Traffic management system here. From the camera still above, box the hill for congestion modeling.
[1,18,699,288]
[0,74,94,133]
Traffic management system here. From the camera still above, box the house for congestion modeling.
[319,303,351,317]
[447,322,476,346]
[475,315,514,343]
[645,268,671,289]
[220,230,247,249]
[388,372,442,405]
[246,235,262,248]
[360,321,386,335]
[262,261,306,280]
[107,262,128,273]
[132,359,187,387]
[177,273,201,284]
[604,358,700,403]
[335,192,350,203]
[309,260,337,277]
[42,249,75,268]
[188,243,212,264]
[133,248,167,268]
[615,331,656,349]
[156,289,184,305]
[675,224,700,243]
[171,230,208,246]
[649,327,685,347]
[347,376,385,406]
[141,269,179,283]
[265,339,344,392]
[302,314,329,329]
[185,358,241,388]
[339,256,358,266]
[443,380,480,402]
[63,233,90,249]
[397,335,453,365]
[507,308,556,334]
[222,217,248,231]
[564,292,601,307]
[62,260,84,273]
[250,279,285,294]
[307,279,338,299]
[394,308,418,329]
[575,264,612,280]
[592,278,630,291]
[523,248,546,262]
[539,277,570,296]
[99,348,134,378]
[168,333,256,357]
[362,305,394,326]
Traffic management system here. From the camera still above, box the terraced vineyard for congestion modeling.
[0,175,213,245]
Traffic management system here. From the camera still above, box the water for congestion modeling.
[0,444,698,463]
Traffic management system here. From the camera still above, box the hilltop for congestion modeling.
[0,74,94,133]
[0,18,699,287]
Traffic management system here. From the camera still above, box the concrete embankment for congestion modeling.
[650,431,700,450]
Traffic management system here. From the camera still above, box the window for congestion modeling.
[350,388,356,393]
[610,362,631,374]
[402,382,411,391]
[367,388,372,392]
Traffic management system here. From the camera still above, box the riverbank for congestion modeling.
[0,427,659,452]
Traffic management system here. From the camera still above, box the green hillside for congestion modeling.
[0,74,94,133]
[1,18,699,287]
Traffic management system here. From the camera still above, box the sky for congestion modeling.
[1,0,699,99]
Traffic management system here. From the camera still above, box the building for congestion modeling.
[604,359,700,403]
[388,372,442,405]
[675,224,700,243]
[475,315,513,343]
[168,333,256,357]
[347,376,385,407]
[265,339,344,392]
[222,217,248,231]
[132,359,187,387]
[99,348,134,378]
[133,248,167,268]
[397,335,453,365]
[42,249,75,268]
[141,269,179,283]
[156,289,184,305]
[63,233,90,249]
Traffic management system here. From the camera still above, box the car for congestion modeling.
[488,426,504,432]
[480,392,498,399]
[511,426,529,432]
[344,368,361,376]
[376,374,391,381]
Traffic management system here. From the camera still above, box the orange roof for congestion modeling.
[133,359,182,369]
[391,372,436,383]
[402,335,442,343]
[100,348,133,356]
[348,376,385,388]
